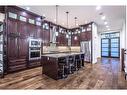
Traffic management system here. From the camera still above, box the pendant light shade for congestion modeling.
[55,5,58,36]
[66,11,69,38]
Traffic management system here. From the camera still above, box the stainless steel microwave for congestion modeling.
[29,38,41,47]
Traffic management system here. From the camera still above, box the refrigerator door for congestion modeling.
[0,24,4,78]
[80,41,91,62]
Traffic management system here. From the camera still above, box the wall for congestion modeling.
[120,21,126,60]
[125,6,127,70]
[92,23,99,64]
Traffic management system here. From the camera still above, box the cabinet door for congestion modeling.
[18,21,29,37]
[8,37,18,60]
[36,26,42,39]
[43,30,50,46]
[27,24,36,38]
[18,37,28,59]
[7,19,18,34]
[71,34,80,46]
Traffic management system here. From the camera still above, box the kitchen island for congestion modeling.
[42,52,85,80]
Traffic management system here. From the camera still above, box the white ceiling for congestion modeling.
[20,6,126,32]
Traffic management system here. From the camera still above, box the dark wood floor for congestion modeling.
[0,58,127,89]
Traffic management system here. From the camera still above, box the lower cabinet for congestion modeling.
[7,59,27,72]
[7,36,28,72]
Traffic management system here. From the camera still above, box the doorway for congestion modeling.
[101,32,120,58]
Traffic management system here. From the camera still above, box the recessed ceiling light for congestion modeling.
[101,15,106,20]
[106,25,109,28]
[104,21,108,25]
[26,7,30,10]
[85,21,88,24]
[54,19,56,22]
[107,28,110,31]
[96,6,101,10]
[43,14,46,17]
[76,23,79,26]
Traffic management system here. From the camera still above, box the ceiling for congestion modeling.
[20,6,126,32]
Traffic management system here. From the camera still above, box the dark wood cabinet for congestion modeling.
[7,19,28,72]
[43,30,50,46]
[27,24,36,38]
[18,21,29,38]
[71,34,80,46]
[80,22,92,41]
[36,26,42,39]
[80,32,92,41]
[42,21,50,46]
[56,27,68,46]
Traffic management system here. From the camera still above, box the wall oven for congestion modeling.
[29,39,41,60]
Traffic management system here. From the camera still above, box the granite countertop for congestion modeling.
[42,52,84,58]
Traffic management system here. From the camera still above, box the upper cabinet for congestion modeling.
[56,26,68,46]
[71,28,80,46]
[80,23,92,41]
[42,21,50,46]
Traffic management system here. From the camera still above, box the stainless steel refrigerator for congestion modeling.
[80,41,91,62]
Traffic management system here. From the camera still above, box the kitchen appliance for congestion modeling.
[0,23,4,78]
[29,38,42,60]
[80,41,91,62]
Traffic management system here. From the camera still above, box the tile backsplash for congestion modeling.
[43,46,80,53]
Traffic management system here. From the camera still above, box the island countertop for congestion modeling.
[41,52,84,58]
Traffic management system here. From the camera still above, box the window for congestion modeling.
[36,21,41,26]
[19,16,27,22]
[101,32,120,58]
[8,12,17,19]
[28,19,35,24]
[43,23,49,30]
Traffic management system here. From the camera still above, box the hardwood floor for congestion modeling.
[0,58,127,89]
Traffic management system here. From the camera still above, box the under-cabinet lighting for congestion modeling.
[74,36,77,40]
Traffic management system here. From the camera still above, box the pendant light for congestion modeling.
[66,11,69,38]
[55,5,58,36]
[74,17,78,40]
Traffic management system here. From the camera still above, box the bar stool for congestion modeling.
[74,55,80,71]
[58,57,68,79]
[76,54,82,68]
[68,56,75,74]
[81,54,85,67]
